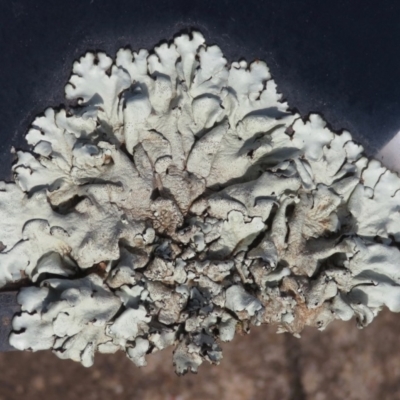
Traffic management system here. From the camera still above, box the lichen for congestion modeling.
[2,31,400,374]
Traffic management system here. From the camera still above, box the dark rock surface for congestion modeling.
[1,1,400,179]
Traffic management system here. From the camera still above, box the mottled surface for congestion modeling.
[0,292,19,352]
[1,308,400,400]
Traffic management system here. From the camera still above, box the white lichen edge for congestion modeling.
[2,30,400,374]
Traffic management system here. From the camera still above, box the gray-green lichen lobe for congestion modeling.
[1,31,400,375]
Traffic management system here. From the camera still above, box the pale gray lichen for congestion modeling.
[3,31,400,374]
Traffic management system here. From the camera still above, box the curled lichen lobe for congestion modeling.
[3,31,400,374]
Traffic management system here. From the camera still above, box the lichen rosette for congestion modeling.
[1,31,400,374]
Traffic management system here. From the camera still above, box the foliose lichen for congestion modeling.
[3,31,400,374]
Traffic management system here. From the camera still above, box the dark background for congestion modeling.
[1,0,400,180]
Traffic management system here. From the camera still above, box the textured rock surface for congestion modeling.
[1,310,400,400]
[3,31,400,373]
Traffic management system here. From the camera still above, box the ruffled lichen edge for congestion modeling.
[1,31,400,374]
